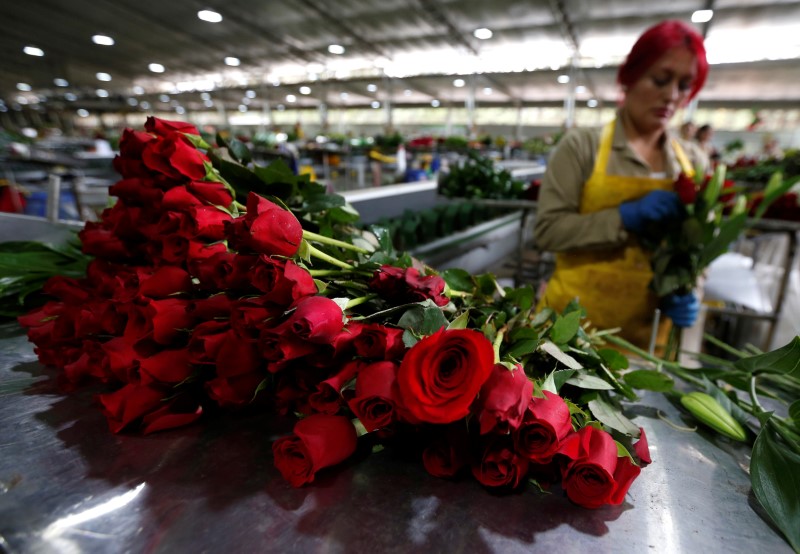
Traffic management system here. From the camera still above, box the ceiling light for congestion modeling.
[473,28,493,40]
[16,96,28,105]
[96,72,112,82]
[176,106,186,115]
[371,101,380,109]
[77,109,89,117]
[198,9,223,23]
[692,9,713,23]
[201,92,212,100]
[16,83,32,91]
[557,74,570,84]
[403,89,412,96]
[204,99,214,107]
[453,78,465,87]
[64,92,77,101]
[92,34,115,46]
[149,63,165,73]
[277,104,285,111]
[575,85,587,93]
[286,94,297,102]
[224,57,240,66]
[242,97,251,105]
[367,83,377,92]
[0,106,7,113]
[483,87,492,95]
[96,89,109,98]
[24,46,44,56]
[308,73,319,81]
[272,80,281,86]
[127,98,138,106]
[140,101,151,109]
[54,78,69,87]
[132,85,145,95]
[159,94,170,102]
[328,44,345,55]
[245,90,256,98]
[587,99,598,108]
[238,104,248,112]
[431,99,440,107]
[299,86,311,95]
[340,92,349,99]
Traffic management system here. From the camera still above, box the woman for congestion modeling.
[534,20,709,349]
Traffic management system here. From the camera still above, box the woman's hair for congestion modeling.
[617,20,709,100]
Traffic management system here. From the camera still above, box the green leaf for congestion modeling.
[447,310,470,330]
[588,397,640,436]
[541,369,577,394]
[442,268,474,292]
[506,339,539,359]
[751,425,800,551]
[733,336,800,377]
[549,310,582,344]
[305,193,346,213]
[623,369,674,392]
[790,400,800,426]
[396,304,448,337]
[566,371,614,390]
[615,441,636,464]
[539,340,583,369]
[598,348,629,371]
[504,286,534,312]
[699,213,748,268]
[369,225,395,256]
[531,308,553,327]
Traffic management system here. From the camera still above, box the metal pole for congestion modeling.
[46,173,61,222]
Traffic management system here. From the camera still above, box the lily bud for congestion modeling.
[680,392,747,442]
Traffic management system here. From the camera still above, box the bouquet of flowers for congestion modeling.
[18,117,654,510]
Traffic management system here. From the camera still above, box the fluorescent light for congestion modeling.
[24,46,44,56]
[245,90,256,98]
[132,86,145,94]
[127,98,138,106]
[16,83,32,91]
[204,99,214,107]
[92,35,115,46]
[367,83,377,92]
[201,92,212,100]
[149,63,165,73]
[453,78,465,87]
[371,101,380,108]
[587,99,598,108]
[286,94,297,102]
[54,78,69,87]
[299,86,311,95]
[76,109,89,117]
[483,87,492,95]
[96,72,112,82]
[328,44,345,55]
[575,85,587,93]
[340,92,349,99]
[159,94,170,102]
[96,89,109,98]
[224,57,240,66]
[64,93,77,101]
[241,97,251,105]
[238,104,247,112]
[692,10,713,23]
[431,99,440,107]
[473,28,493,40]
[198,10,223,23]
[140,101,151,109]
[176,106,186,114]
[557,74,570,84]
[404,89,412,96]
[276,104,285,111]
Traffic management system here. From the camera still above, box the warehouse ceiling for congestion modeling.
[1,0,799,116]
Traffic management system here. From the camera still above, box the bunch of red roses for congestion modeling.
[19,117,649,509]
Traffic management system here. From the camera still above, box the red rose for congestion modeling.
[113,156,151,179]
[161,186,204,211]
[137,266,192,298]
[79,222,133,261]
[98,382,203,434]
[308,360,363,415]
[183,205,231,241]
[349,323,406,361]
[187,320,230,364]
[369,265,449,307]
[228,193,303,257]
[422,423,470,478]
[674,172,697,205]
[206,373,266,407]
[186,180,233,207]
[42,275,91,303]
[119,128,156,158]
[347,361,398,432]
[260,330,319,368]
[124,298,193,345]
[63,340,113,384]
[144,116,200,137]
[109,178,164,205]
[186,294,231,320]
[275,296,344,344]
[474,363,533,434]
[229,297,282,337]
[101,336,141,383]
[141,132,209,181]
[249,256,317,305]
[395,328,494,424]
[513,390,573,463]
[190,251,237,290]
[272,414,358,487]
[633,426,652,465]
[558,425,641,508]
[138,347,192,384]
[471,435,529,489]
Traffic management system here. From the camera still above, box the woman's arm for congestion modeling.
[534,130,629,252]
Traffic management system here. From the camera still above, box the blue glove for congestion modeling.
[662,292,700,328]
[619,190,682,233]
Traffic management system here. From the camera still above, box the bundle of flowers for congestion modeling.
[18,117,654,509]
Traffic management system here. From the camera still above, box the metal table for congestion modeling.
[0,324,790,553]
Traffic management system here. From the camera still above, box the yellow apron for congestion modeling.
[539,120,694,349]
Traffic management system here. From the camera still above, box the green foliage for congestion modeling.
[438,151,525,200]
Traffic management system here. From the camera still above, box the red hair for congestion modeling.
[617,20,708,100]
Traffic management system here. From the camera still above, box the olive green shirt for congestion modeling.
[534,117,709,252]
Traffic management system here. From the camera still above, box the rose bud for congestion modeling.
[144,116,200,137]
[395,328,494,424]
[347,361,398,432]
[276,296,344,344]
[97,382,203,434]
[471,435,529,489]
[558,425,641,509]
[674,172,697,205]
[474,363,533,434]
[423,423,470,478]
[633,426,652,465]
[513,389,573,463]
[244,192,303,257]
[272,414,358,487]
[680,392,748,442]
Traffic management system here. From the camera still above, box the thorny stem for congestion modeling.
[307,244,353,270]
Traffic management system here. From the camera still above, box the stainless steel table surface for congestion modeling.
[0,323,790,554]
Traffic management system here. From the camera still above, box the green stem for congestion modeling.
[307,269,373,277]
[345,294,377,310]
[749,375,765,414]
[767,419,800,457]
[703,332,751,358]
[605,334,705,387]
[233,200,246,212]
[493,330,505,364]
[307,244,353,270]
[303,230,370,254]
